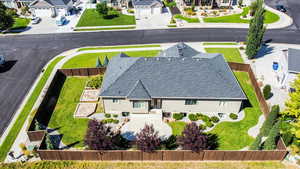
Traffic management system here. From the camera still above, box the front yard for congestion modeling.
[205,48,244,63]
[76,9,136,27]
[12,17,30,30]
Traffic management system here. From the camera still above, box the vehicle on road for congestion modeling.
[31,17,41,24]
[56,16,67,26]
[276,5,287,13]
[0,55,5,67]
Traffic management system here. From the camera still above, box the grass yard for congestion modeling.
[12,17,30,30]
[205,48,244,63]
[48,77,92,148]
[0,56,64,161]
[0,161,291,169]
[74,26,136,31]
[203,42,238,45]
[209,71,263,150]
[174,14,200,23]
[62,50,160,68]
[203,7,280,24]
[76,9,136,27]
[168,121,186,136]
[78,45,161,51]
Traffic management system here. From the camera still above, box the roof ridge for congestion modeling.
[127,79,151,99]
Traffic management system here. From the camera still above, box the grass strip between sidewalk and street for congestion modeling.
[74,26,136,31]
[0,56,64,161]
[203,42,238,45]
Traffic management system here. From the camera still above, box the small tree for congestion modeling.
[34,119,42,131]
[96,2,108,16]
[96,57,102,68]
[263,84,272,100]
[0,8,14,31]
[250,133,263,150]
[136,124,161,152]
[84,119,115,150]
[260,105,280,136]
[45,134,54,150]
[263,120,281,150]
[178,122,209,152]
[103,55,109,66]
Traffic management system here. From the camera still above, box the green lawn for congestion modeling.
[62,50,160,68]
[203,42,238,45]
[168,121,187,136]
[0,56,64,161]
[74,26,136,31]
[205,48,244,63]
[76,9,136,27]
[12,17,30,30]
[203,7,280,24]
[209,72,263,150]
[0,161,288,169]
[174,14,200,23]
[78,45,161,52]
[48,77,91,148]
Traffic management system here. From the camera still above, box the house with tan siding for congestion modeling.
[99,43,246,119]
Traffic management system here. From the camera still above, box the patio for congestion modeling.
[121,114,172,141]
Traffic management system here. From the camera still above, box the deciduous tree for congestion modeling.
[136,124,161,152]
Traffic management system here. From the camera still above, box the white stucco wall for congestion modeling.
[135,6,161,19]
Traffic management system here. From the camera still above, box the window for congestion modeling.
[112,99,120,103]
[133,101,145,108]
[185,99,197,105]
[219,101,226,106]
[222,0,229,3]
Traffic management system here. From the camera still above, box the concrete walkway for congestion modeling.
[248,115,265,138]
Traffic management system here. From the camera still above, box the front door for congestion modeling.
[151,99,162,109]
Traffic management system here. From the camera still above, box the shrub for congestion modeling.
[205,121,214,128]
[188,114,198,121]
[211,116,220,123]
[19,143,26,151]
[260,105,280,136]
[96,2,108,15]
[199,124,207,130]
[249,133,263,150]
[263,84,272,100]
[162,135,178,150]
[200,115,210,123]
[34,119,42,131]
[229,113,238,120]
[20,6,29,16]
[45,134,54,150]
[239,46,245,50]
[173,113,184,120]
[113,114,118,118]
[6,8,18,17]
[104,9,120,19]
[263,120,281,150]
[104,113,111,118]
[127,9,134,13]
[102,118,119,124]
[178,123,209,152]
[136,124,161,152]
[86,76,103,89]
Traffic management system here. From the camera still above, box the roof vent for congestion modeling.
[144,58,147,61]
[156,57,160,61]
[168,58,171,61]
[182,58,185,61]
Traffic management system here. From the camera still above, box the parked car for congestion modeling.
[0,55,5,67]
[276,5,287,12]
[31,17,41,24]
[56,16,67,26]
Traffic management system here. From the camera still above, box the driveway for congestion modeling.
[22,17,57,34]
[121,113,172,141]
[136,8,171,29]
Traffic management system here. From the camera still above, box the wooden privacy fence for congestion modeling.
[59,68,106,76]
[228,62,270,116]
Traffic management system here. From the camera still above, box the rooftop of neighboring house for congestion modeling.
[30,0,72,8]
[288,48,300,74]
[132,0,162,7]
[99,43,246,100]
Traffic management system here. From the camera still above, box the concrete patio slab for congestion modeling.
[74,103,97,118]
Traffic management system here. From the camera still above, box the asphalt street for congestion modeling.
[0,26,300,138]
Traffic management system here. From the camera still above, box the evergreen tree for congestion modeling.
[263,120,281,150]
[96,57,102,68]
[246,0,266,59]
[0,7,14,31]
[250,133,263,150]
[260,105,280,136]
[45,134,54,150]
[34,119,41,131]
[103,55,109,66]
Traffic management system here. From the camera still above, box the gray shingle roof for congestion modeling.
[288,48,300,73]
[133,0,162,7]
[30,0,71,8]
[100,43,246,100]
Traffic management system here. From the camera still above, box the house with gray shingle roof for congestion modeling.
[29,0,73,17]
[99,43,246,117]
[1,0,34,9]
[133,0,162,19]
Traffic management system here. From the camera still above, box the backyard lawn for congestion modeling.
[203,7,280,24]
[0,161,290,169]
[62,50,160,68]
[76,9,136,27]
[168,121,186,136]
[48,76,92,148]
[205,48,244,63]
[12,17,30,30]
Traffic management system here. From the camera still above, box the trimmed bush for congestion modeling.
[162,135,178,150]
[205,121,214,128]
[263,84,272,100]
[86,76,103,89]
[229,113,238,120]
[249,133,263,150]
[211,116,220,123]
[260,105,280,136]
[113,114,118,118]
[263,120,280,150]
[199,124,207,130]
[188,114,198,121]
[102,118,119,124]
[104,113,111,118]
[197,113,210,123]
[173,113,184,120]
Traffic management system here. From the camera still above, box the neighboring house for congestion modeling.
[1,0,33,9]
[133,0,163,19]
[29,0,73,17]
[183,0,236,7]
[99,43,246,118]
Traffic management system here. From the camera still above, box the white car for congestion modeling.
[31,17,41,24]
[0,55,5,67]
